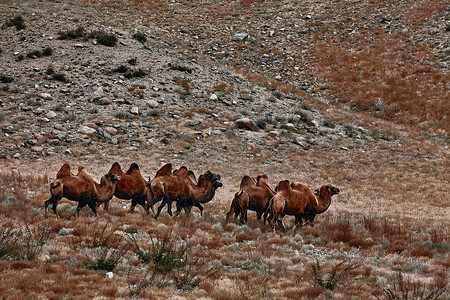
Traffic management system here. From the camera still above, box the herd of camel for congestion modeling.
[44,162,340,230]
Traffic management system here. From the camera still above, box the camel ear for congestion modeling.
[314,189,319,196]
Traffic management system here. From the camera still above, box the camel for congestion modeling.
[225,174,275,224]
[44,164,120,217]
[173,167,222,216]
[294,184,340,226]
[147,163,191,218]
[107,162,149,213]
[264,181,340,231]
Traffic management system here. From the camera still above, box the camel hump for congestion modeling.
[77,166,86,175]
[275,180,291,191]
[188,170,197,184]
[109,162,122,173]
[126,162,140,175]
[174,166,189,176]
[56,163,72,179]
[240,175,256,188]
[155,163,172,177]
[256,174,268,183]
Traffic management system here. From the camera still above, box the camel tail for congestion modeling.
[263,197,274,225]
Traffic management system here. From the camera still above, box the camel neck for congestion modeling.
[316,194,332,214]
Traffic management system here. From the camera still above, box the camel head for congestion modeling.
[205,170,221,182]
[213,181,223,189]
[105,172,121,183]
[317,185,340,197]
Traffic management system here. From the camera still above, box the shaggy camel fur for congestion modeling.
[44,164,120,217]
[108,162,149,213]
[173,167,222,216]
[147,163,191,218]
[264,181,340,230]
[225,174,275,224]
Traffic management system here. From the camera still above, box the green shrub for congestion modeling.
[27,50,42,59]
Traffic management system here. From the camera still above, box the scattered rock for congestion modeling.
[295,136,309,149]
[235,118,258,131]
[146,99,159,108]
[77,125,97,135]
[46,111,57,119]
[31,146,44,152]
[232,33,248,41]
[130,107,139,115]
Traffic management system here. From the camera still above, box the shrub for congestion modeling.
[58,26,86,40]
[26,50,42,59]
[112,65,129,73]
[4,15,25,30]
[311,259,360,291]
[132,32,147,43]
[89,31,117,47]
[169,63,193,73]
[52,73,69,83]
[0,76,13,83]
[375,273,447,300]
[42,47,53,56]
[0,222,50,261]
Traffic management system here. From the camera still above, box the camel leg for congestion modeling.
[88,200,98,216]
[156,198,168,218]
[194,202,203,216]
[45,196,61,218]
[103,200,110,211]
[308,209,317,227]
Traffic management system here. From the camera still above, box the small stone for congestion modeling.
[106,272,114,279]
[311,120,319,128]
[147,99,159,108]
[105,127,117,135]
[38,93,52,99]
[46,111,57,119]
[235,118,258,131]
[232,33,249,41]
[31,146,44,152]
[130,107,139,115]
[268,130,280,137]
[209,93,218,101]
[34,108,44,114]
[13,153,21,159]
[295,136,309,148]
[77,125,97,135]
[285,123,295,131]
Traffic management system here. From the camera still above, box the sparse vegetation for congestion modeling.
[88,30,117,47]
[4,15,25,30]
[58,26,86,39]
[132,32,147,43]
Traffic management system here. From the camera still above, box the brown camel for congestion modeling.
[44,164,120,217]
[173,167,222,216]
[264,181,339,230]
[108,162,149,213]
[225,174,275,224]
[147,163,191,218]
